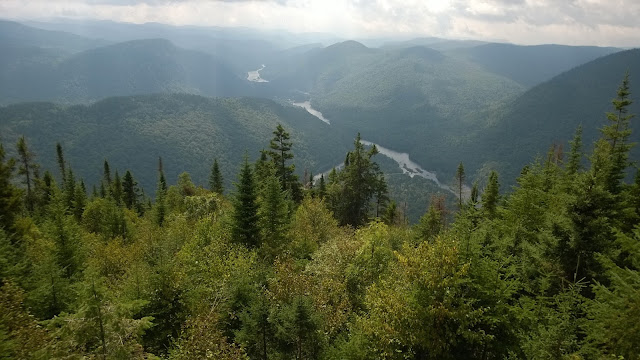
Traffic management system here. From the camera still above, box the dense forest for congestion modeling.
[1,74,639,359]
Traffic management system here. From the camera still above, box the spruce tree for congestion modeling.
[258,174,290,260]
[267,124,301,202]
[122,170,137,210]
[16,136,38,214]
[0,144,21,232]
[155,158,167,226]
[456,162,465,210]
[103,160,112,188]
[232,156,260,248]
[601,73,634,194]
[209,159,224,195]
[482,171,500,217]
[566,125,583,176]
[56,142,66,183]
[112,170,123,206]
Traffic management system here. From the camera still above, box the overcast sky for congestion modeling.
[2,0,640,47]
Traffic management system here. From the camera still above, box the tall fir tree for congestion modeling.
[258,174,290,260]
[0,144,21,232]
[482,171,500,217]
[56,142,66,184]
[232,156,260,248]
[456,162,465,210]
[267,124,301,202]
[566,125,583,176]
[122,170,138,210]
[16,136,38,214]
[209,159,224,195]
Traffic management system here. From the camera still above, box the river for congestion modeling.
[247,64,268,82]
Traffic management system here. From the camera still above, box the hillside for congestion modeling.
[0,19,109,52]
[449,43,621,87]
[0,38,255,105]
[463,48,640,183]
[0,94,351,194]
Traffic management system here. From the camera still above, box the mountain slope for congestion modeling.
[0,39,254,105]
[0,20,108,52]
[464,48,640,183]
[449,43,621,87]
[0,94,351,194]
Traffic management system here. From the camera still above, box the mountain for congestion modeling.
[462,48,640,183]
[449,43,621,87]
[0,94,351,195]
[0,38,254,105]
[0,20,108,52]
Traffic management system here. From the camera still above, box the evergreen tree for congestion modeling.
[103,160,112,188]
[601,73,634,194]
[0,145,21,232]
[122,170,138,210]
[456,162,465,210]
[469,181,479,205]
[16,136,38,214]
[56,142,66,184]
[328,134,387,227]
[112,170,123,206]
[156,157,167,226]
[73,181,87,222]
[232,156,260,248]
[258,174,290,260]
[566,125,583,176]
[63,167,76,211]
[267,124,301,202]
[317,174,326,199]
[209,159,224,195]
[482,171,500,217]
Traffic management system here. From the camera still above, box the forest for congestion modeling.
[0,74,639,360]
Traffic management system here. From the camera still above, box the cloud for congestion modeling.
[1,0,639,46]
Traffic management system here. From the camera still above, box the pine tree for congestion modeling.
[469,181,479,205]
[232,156,260,248]
[267,124,301,202]
[122,170,138,210]
[103,160,112,188]
[112,170,123,206]
[16,136,38,214]
[156,157,167,226]
[566,125,583,176]
[0,144,21,232]
[56,142,66,183]
[258,174,290,260]
[63,168,76,211]
[317,174,326,199]
[73,181,87,222]
[209,159,224,195]
[456,162,465,210]
[482,171,500,217]
[601,73,634,195]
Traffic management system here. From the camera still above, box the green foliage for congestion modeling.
[0,144,21,232]
[210,158,224,195]
[232,156,261,248]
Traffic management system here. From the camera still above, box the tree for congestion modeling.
[122,170,138,210]
[16,136,38,214]
[566,125,583,176]
[482,171,500,217]
[209,159,224,195]
[456,162,465,210]
[56,142,66,184]
[258,174,290,261]
[155,157,167,226]
[0,144,21,232]
[112,170,123,206]
[469,181,479,205]
[232,156,260,248]
[103,160,112,189]
[600,73,634,194]
[328,134,387,227]
[267,124,301,202]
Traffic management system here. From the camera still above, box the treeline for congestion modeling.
[1,75,639,359]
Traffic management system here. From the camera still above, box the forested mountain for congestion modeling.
[448,43,620,87]
[0,20,109,53]
[464,48,640,183]
[0,94,350,194]
[0,38,255,105]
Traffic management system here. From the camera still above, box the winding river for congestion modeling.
[247,64,268,82]
[296,100,460,196]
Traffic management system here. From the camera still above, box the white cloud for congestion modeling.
[1,0,639,46]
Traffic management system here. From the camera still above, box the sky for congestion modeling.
[2,0,640,47]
